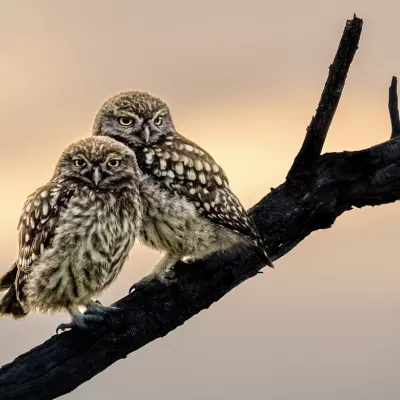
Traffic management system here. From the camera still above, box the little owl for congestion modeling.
[0,136,142,332]
[93,92,273,286]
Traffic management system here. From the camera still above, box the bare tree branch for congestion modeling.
[389,76,400,138]
[287,15,363,190]
[0,15,398,400]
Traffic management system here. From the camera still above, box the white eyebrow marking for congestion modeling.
[73,154,91,164]
[105,154,123,163]
[154,108,168,118]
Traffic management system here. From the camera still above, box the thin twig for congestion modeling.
[389,76,400,138]
[287,15,363,189]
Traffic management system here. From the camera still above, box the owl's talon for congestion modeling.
[160,271,178,285]
[56,322,75,334]
[130,254,180,290]
[86,301,120,316]
[130,269,178,291]
[149,273,177,286]
[56,313,105,334]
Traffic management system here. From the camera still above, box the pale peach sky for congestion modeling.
[0,1,399,399]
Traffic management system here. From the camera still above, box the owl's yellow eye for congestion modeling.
[74,159,87,168]
[154,116,163,126]
[118,117,134,126]
[107,159,120,168]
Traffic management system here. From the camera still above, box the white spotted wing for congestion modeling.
[137,133,263,241]
[17,182,74,272]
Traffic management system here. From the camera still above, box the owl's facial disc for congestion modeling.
[56,137,138,191]
[72,158,103,187]
[112,109,167,147]
[93,92,175,147]
[86,157,124,188]
[139,123,163,144]
[99,109,169,148]
[69,154,126,188]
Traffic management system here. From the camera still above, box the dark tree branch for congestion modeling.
[2,139,400,400]
[0,15,399,400]
[389,76,400,138]
[287,15,363,190]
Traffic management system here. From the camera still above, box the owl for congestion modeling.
[93,92,273,285]
[0,136,142,332]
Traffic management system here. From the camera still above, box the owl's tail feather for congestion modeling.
[257,247,274,268]
[0,286,28,319]
[0,263,18,291]
[249,237,274,268]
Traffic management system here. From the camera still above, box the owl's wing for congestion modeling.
[0,181,74,297]
[17,181,74,275]
[137,133,273,266]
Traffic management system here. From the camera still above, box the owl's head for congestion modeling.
[92,91,175,148]
[55,137,139,190]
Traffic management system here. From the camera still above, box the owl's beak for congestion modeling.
[141,125,150,144]
[92,167,102,186]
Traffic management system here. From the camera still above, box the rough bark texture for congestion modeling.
[0,15,398,400]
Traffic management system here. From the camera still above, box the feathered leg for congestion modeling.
[130,254,181,291]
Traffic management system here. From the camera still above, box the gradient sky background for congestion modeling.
[0,1,399,399]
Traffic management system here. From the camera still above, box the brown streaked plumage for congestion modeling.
[0,136,142,332]
[93,91,273,285]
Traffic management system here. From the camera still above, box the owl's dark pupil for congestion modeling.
[108,159,120,167]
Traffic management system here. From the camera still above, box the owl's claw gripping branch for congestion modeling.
[129,255,180,292]
[56,301,121,333]
[1,15,400,400]
[130,271,178,292]
[56,307,105,334]
[85,299,120,316]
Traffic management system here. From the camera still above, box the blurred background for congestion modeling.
[0,1,399,399]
